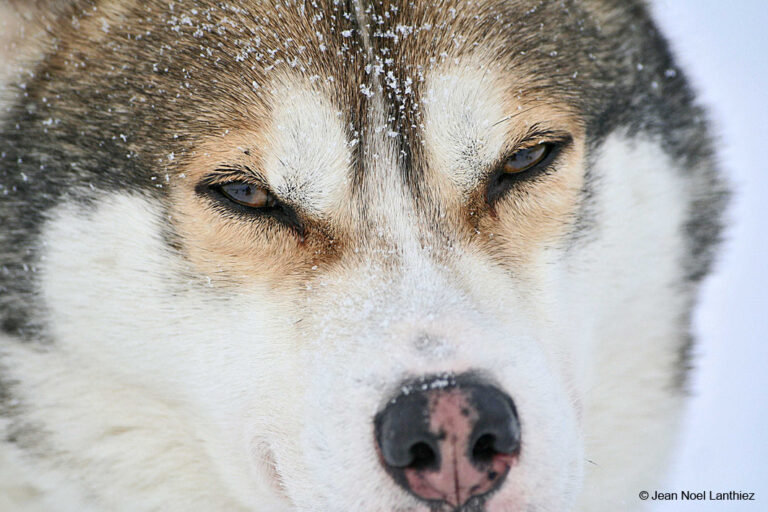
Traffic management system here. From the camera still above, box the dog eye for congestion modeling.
[502,143,551,174]
[200,178,304,234]
[218,182,278,209]
[486,140,567,204]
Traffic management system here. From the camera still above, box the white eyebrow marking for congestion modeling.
[421,66,512,193]
[261,79,353,216]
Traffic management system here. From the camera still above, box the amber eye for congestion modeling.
[218,182,277,208]
[502,143,550,174]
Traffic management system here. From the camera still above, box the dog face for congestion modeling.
[0,1,726,511]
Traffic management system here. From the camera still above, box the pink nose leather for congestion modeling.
[402,389,516,507]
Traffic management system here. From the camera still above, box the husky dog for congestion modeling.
[0,1,726,511]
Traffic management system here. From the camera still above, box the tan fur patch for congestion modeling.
[416,60,586,272]
[168,77,356,288]
[170,143,347,289]
[476,135,585,268]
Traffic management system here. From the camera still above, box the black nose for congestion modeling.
[374,375,520,508]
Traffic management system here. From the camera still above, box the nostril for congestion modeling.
[375,386,436,470]
[408,441,437,470]
[471,433,498,464]
[468,384,521,463]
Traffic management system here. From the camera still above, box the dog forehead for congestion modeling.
[188,0,587,177]
[131,0,592,122]
[47,0,598,214]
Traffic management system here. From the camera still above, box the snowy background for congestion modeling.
[648,0,768,510]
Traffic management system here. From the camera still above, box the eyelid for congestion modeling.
[514,128,571,150]
[200,167,270,189]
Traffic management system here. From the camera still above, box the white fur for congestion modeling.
[262,80,353,216]
[575,135,691,509]
[421,66,511,193]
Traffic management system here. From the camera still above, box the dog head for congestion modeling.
[0,1,726,510]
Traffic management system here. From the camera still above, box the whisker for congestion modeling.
[491,104,547,127]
